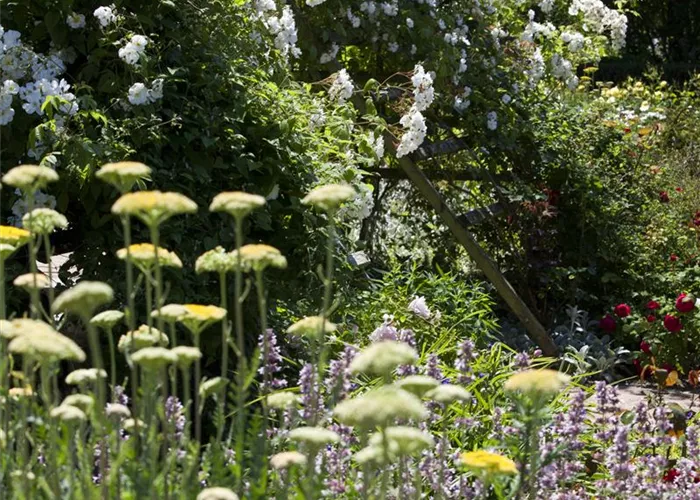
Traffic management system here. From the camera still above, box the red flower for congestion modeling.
[614,303,631,318]
[660,191,670,203]
[646,300,660,310]
[640,340,652,354]
[646,315,656,323]
[633,358,642,374]
[676,187,684,192]
[670,254,679,262]
[675,293,695,313]
[664,314,683,333]
[599,314,617,333]
[663,468,681,483]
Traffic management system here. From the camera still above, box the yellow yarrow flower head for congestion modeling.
[50,404,86,423]
[395,375,440,397]
[196,487,239,500]
[116,243,182,272]
[195,246,242,275]
[65,368,107,386]
[95,161,152,192]
[238,244,287,272]
[111,191,197,227]
[301,184,355,212]
[0,318,56,340]
[210,191,266,219]
[52,281,114,317]
[90,310,125,330]
[2,164,59,192]
[179,304,227,336]
[152,304,188,323]
[9,328,86,363]
[171,346,202,368]
[368,426,435,458]
[62,394,95,413]
[117,325,169,352]
[460,450,518,476]
[333,386,428,428]
[504,369,571,399]
[286,316,336,340]
[270,451,307,470]
[349,340,418,377]
[9,386,34,399]
[22,208,68,235]
[0,244,18,260]
[131,347,177,370]
[199,377,228,399]
[0,225,30,248]
[13,273,50,290]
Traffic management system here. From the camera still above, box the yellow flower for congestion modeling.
[111,191,197,227]
[301,184,355,212]
[460,450,518,475]
[504,369,571,398]
[0,226,31,247]
[116,243,183,271]
[286,316,336,339]
[237,244,287,272]
[95,161,151,192]
[2,164,58,192]
[13,273,50,290]
[179,304,227,335]
[9,387,34,399]
[209,191,266,219]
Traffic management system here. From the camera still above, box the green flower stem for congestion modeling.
[107,326,117,398]
[85,317,108,498]
[42,233,55,323]
[182,367,192,439]
[19,357,32,479]
[0,256,6,320]
[149,224,165,335]
[233,216,246,493]
[25,195,41,320]
[194,332,202,445]
[216,271,228,446]
[161,368,170,500]
[145,270,153,331]
[121,215,139,420]
[255,269,271,476]
[169,322,178,398]
[379,426,391,500]
[40,363,60,497]
[0,257,6,457]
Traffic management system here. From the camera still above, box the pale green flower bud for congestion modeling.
[333,386,427,427]
[2,164,58,192]
[52,281,114,317]
[349,341,418,376]
[13,273,50,290]
[131,347,177,370]
[301,184,356,212]
[195,246,242,274]
[288,426,340,448]
[269,451,307,470]
[395,375,440,397]
[199,377,228,399]
[425,384,471,404]
[22,208,68,234]
[95,161,151,192]
[90,310,125,330]
[62,394,95,413]
[50,404,86,423]
[65,368,107,385]
[286,316,336,339]
[196,487,239,500]
[266,392,299,410]
[209,191,265,219]
[368,426,434,458]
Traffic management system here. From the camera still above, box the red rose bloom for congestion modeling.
[676,187,684,192]
[633,358,642,375]
[640,340,652,354]
[660,191,670,203]
[599,314,617,333]
[646,315,656,323]
[676,293,695,313]
[664,314,683,333]
[614,303,631,318]
[646,300,660,310]
[671,254,679,262]
[663,468,681,483]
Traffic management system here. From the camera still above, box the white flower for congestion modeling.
[396,107,427,158]
[306,0,327,5]
[148,78,164,101]
[408,296,431,319]
[501,94,512,104]
[406,18,414,28]
[128,83,149,105]
[118,35,148,66]
[93,6,117,27]
[388,42,399,53]
[329,69,353,104]
[486,111,498,130]
[411,64,434,112]
[66,13,86,29]
[319,43,339,64]
[266,6,301,58]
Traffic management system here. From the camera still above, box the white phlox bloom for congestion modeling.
[329,69,353,104]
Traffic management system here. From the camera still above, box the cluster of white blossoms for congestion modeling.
[9,189,57,227]
[396,64,434,158]
[265,5,301,58]
[550,53,578,90]
[521,11,557,43]
[118,35,149,66]
[568,0,627,51]
[127,79,164,106]
[306,0,327,6]
[486,111,498,131]
[561,31,586,52]
[0,26,78,126]
[93,5,117,28]
[328,69,354,104]
[319,43,339,64]
[453,85,472,112]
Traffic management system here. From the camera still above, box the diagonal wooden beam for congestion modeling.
[382,132,558,356]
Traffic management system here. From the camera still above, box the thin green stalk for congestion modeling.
[42,233,55,323]
[25,195,40,319]
[161,368,170,500]
[122,215,139,424]
[255,269,270,485]
[216,271,228,446]
[85,317,108,499]
[0,257,6,319]
[194,332,202,445]
[169,322,178,398]
[0,257,6,457]
[145,269,153,331]
[107,326,117,398]
[379,427,391,499]
[149,224,165,334]
[40,363,60,497]
[233,216,246,493]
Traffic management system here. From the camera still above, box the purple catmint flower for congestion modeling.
[607,424,631,480]
[165,396,186,441]
[258,328,287,393]
[424,354,445,381]
[299,363,321,423]
[514,351,531,369]
[396,329,419,376]
[113,385,129,406]
[455,338,476,384]
[324,346,357,403]
[323,424,354,495]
